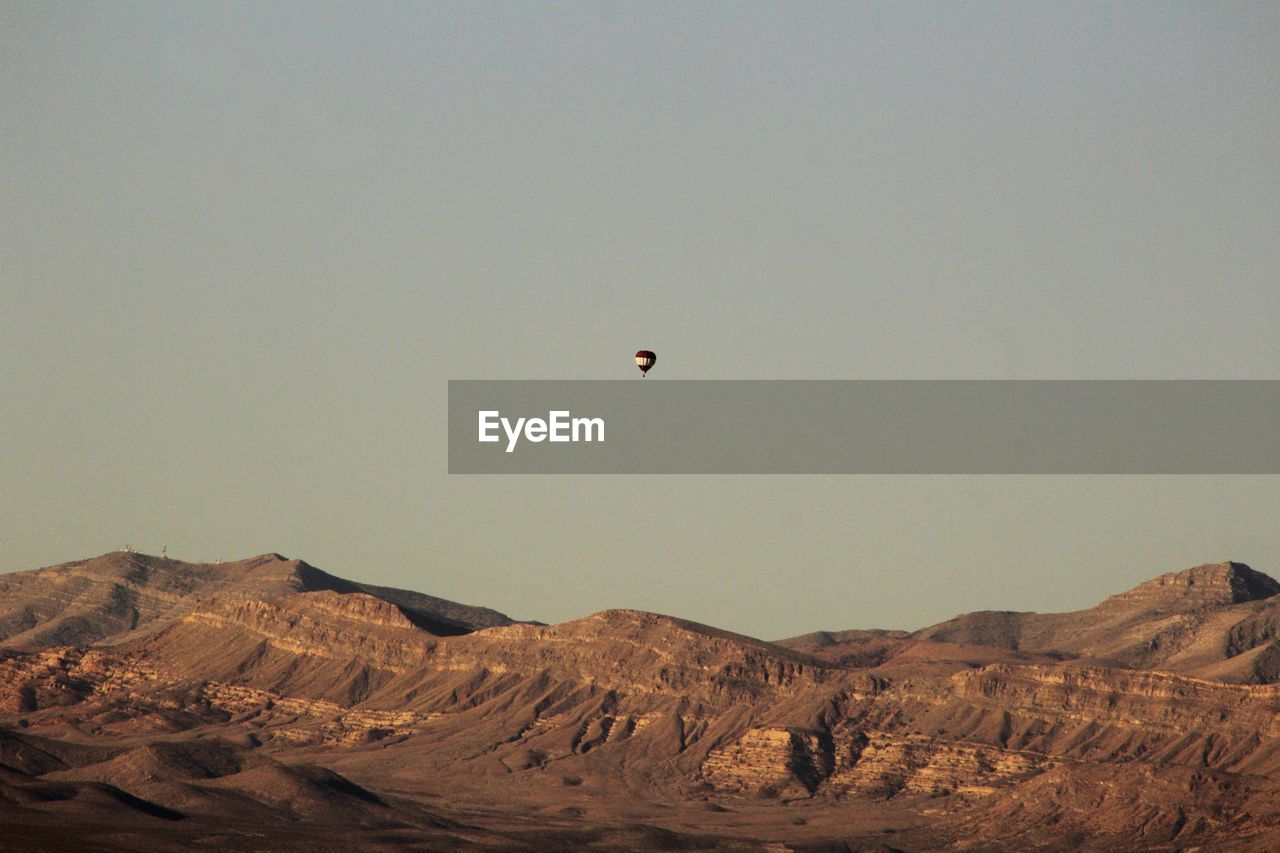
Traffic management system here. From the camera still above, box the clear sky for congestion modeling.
[3,2,1279,638]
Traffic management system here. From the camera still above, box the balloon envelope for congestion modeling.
[635,350,656,375]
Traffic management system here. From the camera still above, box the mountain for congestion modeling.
[5,553,1280,850]
[0,551,516,648]
[780,561,1280,684]
[912,561,1280,680]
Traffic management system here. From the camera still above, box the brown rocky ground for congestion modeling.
[4,552,1280,849]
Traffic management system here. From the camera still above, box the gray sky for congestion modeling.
[3,2,1279,638]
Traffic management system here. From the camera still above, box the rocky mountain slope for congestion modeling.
[783,561,1280,684]
[5,553,1280,850]
[0,552,516,648]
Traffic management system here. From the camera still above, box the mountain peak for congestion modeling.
[1104,561,1280,611]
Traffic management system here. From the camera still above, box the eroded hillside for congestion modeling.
[4,553,1280,850]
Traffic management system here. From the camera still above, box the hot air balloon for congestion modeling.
[635,350,656,377]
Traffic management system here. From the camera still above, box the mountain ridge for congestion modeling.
[781,560,1280,685]
[0,552,519,649]
[5,552,1280,850]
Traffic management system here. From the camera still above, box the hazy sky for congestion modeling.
[4,2,1279,638]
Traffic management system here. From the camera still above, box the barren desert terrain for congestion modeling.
[5,552,1280,850]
